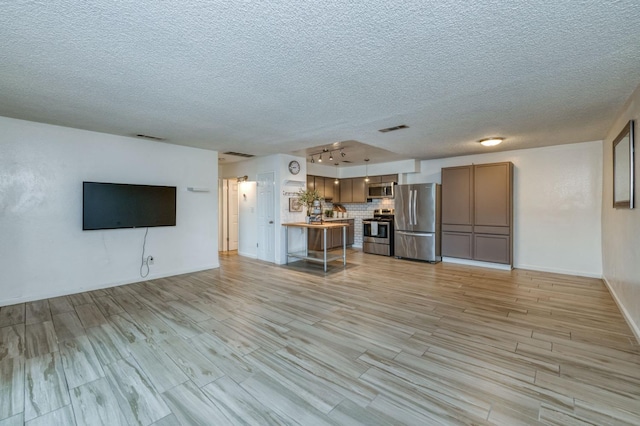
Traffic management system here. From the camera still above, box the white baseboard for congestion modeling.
[0,263,219,307]
[237,251,258,259]
[602,276,640,344]
[443,257,512,271]
[515,263,602,279]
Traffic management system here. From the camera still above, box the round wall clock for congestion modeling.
[288,160,301,175]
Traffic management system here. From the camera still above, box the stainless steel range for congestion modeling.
[363,208,394,256]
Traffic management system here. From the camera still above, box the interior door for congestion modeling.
[218,179,225,251]
[228,181,239,250]
[257,172,275,263]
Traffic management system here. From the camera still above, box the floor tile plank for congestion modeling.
[158,336,224,387]
[85,324,130,366]
[52,312,86,342]
[0,305,25,328]
[25,405,75,426]
[161,381,232,425]
[129,339,188,393]
[93,296,125,317]
[189,332,256,383]
[59,335,105,389]
[48,297,74,316]
[25,321,58,359]
[24,353,70,421]
[0,356,24,420]
[75,304,107,329]
[25,300,52,325]
[201,376,291,425]
[70,377,128,426]
[240,372,336,425]
[104,357,171,425]
[0,414,23,426]
[0,324,25,361]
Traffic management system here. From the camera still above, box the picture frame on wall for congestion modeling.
[289,197,303,212]
[613,120,635,209]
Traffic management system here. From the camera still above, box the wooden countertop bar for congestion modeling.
[282,222,347,271]
[281,222,348,229]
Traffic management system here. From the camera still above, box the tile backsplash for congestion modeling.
[324,198,395,247]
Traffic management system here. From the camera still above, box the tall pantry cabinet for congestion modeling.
[441,162,513,265]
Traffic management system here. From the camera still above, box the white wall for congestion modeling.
[0,116,219,306]
[601,84,640,339]
[220,154,308,264]
[237,181,258,258]
[405,141,603,277]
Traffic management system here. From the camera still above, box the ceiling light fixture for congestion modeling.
[318,154,323,163]
[479,137,504,147]
[340,149,346,157]
[310,156,315,163]
[378,124,409,133]
[364,158,370,183]
[135,134,166,141]
[329,151,334,161]
[334,163,339,184]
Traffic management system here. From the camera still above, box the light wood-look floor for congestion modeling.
[1,251,639,425]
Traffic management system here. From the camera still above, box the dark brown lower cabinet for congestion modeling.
[441,232,473,259]
[442,231,511,264]
[308,220,354,251]
[473,234,511,264]
[308,227,331,251]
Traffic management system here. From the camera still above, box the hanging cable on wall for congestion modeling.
[140,227,150,278]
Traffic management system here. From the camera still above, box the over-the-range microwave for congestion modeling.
[367,182,395,199]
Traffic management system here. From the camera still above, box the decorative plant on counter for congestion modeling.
[297,188,323,216]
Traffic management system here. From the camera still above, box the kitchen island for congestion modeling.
[282,222,348,272]
[307,217,355,250]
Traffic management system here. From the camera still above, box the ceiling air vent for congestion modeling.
[378,124,409,133]
[135,134,166,141]
[223,151,255,158]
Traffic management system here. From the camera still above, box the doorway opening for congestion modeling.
[219,178,238,252]
[257,172,275,263]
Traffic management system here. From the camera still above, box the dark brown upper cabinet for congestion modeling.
[442,165,473,226]
[307,174,397,204]
[474,162,511,227]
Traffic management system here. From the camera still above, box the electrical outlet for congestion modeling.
[148,256,154,265]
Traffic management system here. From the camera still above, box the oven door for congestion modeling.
[363,220,390,243]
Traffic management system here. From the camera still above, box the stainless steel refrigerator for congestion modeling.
[394,183,441,262]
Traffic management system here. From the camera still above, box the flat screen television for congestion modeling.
[83,182,176,230]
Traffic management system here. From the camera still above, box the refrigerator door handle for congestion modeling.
[412,190,417,226]
[408,189,413,225]
[396,231,434,237]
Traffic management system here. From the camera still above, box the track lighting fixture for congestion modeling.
[307,146,348,163]
[364,158,370,183]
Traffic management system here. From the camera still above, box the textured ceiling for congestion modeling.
[1,1,640,161]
